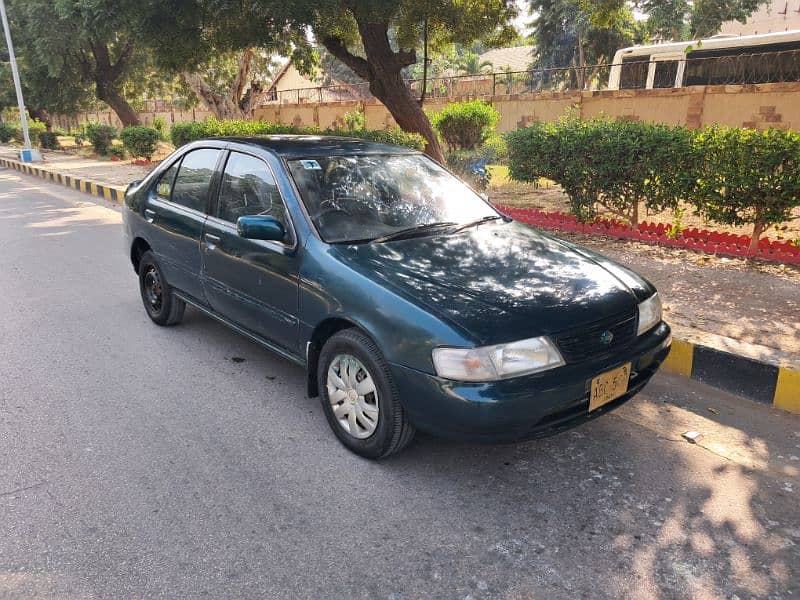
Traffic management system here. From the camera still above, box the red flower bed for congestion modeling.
[497,206,800,266]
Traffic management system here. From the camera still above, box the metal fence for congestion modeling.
[267,48,800,104]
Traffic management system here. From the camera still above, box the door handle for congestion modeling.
[203,233,221,250]
[144,209,156,223]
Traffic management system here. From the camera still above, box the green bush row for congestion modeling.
[507,117,800,249]
[430,100,500,152]
[0,119,48,146]
[169,117,426,152]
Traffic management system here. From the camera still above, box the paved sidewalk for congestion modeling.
[0,145,151,187]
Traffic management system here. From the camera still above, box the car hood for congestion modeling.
[331,221,651,344]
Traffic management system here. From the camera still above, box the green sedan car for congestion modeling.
[123,136,671,458]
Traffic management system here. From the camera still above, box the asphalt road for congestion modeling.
[1,170,799,600]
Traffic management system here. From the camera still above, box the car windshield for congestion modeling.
[287,154,500,243]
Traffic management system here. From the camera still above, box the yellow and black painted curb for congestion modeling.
[2,154,798,415]
[662,339,799,414]
[0,157,127,204]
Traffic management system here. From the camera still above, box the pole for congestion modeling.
[0,0,31,151]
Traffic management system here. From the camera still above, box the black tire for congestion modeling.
[138,250,185,326]
[318,329,415,459]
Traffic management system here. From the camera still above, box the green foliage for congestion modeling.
[120,126,160,160]
[85,123,118,155]
[430,101,500,151]
[108,145,127,159]
[508,118,800,246]
[152,117,169,141]
[333,127,426,151]
[0,122,16,143]
[341,109,366,131]
[638,0,769,39]
[446,149,492,190]
[38,131,61,150]
[507,117,695,225]
[692,126,800,247]
[169,118,426,151]
[11,119,47,146]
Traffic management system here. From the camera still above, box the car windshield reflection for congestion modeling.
[286,154,500,243]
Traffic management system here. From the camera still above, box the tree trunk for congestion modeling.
[748,219,765,254]
[322,21,445,163]
[90,40,140,126]
[28,107,53,130]
[182,47,256,120]
[96,82,141,126]
[182,72,245,119]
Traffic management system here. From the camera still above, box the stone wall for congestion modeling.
[252,82,800,133]
[56,82,800,133]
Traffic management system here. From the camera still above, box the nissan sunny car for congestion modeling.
[123,136,671,458]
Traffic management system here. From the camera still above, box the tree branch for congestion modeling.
[227,47,255,106]
[320,35,372,80]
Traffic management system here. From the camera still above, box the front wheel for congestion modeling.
[138,250,185,326]
[318,329,415,459]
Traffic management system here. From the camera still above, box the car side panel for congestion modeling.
[298,237,474,373]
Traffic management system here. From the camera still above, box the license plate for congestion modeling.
[589,363,631,411]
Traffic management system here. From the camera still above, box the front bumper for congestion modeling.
[390,322,671,443]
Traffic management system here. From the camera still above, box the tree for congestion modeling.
[454,51,494,76]
[637,0,770,40]
[181,49,282,119]
[529,0,641,89]
[6,0,147,126]
[144,0,517,162]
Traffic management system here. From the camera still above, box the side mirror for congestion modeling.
[237,215,286,242]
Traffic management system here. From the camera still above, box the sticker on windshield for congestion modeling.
[300,160,322,170]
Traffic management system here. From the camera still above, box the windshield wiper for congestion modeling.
[452,215,505,233]
[370,221,458,244]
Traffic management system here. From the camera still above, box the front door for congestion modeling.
[201,150,300,354]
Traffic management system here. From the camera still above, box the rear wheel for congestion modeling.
[138,251,185,326]
[318,329,415,459]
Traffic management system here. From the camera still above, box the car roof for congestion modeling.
[214,135,420,158]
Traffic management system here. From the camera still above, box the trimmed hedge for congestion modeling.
[120,126,160,160]
[85,123,118,155]
[0,122,16,143]
[169,117,425,152]
[507,117,800,248]
[430,100,500,151]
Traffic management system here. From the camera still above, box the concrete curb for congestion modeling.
[2,155,798,415]
[0,156,127,204]
[661,339,799,413]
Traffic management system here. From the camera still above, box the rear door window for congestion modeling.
[171,149,222,212]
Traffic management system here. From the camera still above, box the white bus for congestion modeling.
[607,29,800,90]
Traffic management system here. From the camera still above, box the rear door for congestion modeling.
[145,147,223,302]
[201,150,301,353]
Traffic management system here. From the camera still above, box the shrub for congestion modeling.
[430,100,500,151]
[152,116,168,141]
[507,117,694,225]
[108,145,126,159]
[341,109,365,131]
[692,126,800,251]
[120,126,160,160]
[0,122,15,143]
[446,149,491,191]
[85,123,118,155]
[330,127,426,151]
[11,119,47,146]
[169,117,426,152]
[39,131,61,150]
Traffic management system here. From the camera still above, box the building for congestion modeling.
[719,0,800,35]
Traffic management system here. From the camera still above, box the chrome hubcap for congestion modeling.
[143,266,163,312]
[327,354,379,439]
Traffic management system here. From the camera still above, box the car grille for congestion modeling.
[554,310,638,363]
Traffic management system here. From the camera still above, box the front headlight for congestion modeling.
[432,336,565,382]
[637,293,662,335]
